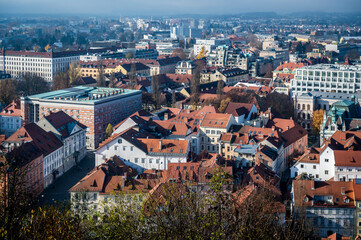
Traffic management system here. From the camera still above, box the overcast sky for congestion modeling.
[0,0,360,16]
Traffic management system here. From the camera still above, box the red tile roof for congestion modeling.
[224,102,254,117]
[200,113,231,128]
[0,100,21,117]
[69,156,158,194]
[334,150,361,167]
[293,180,355,208]
[137,138,189,156]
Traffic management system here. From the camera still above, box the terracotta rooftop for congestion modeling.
[293,180,355,208]
[137,138,189,156]
[334,150,361,167]
[224,102,254,117]
[294,147,320,164]
[69,156,158,194]
[200,113,231,128]
[0,100,21,117]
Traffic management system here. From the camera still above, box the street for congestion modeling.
[37,151,95,205]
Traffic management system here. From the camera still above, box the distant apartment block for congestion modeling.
[0,49,82,82]
[193,38,231,57]
[291,64,361,97]
[20,86,142,149]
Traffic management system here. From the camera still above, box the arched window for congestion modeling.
[307,105,310,110]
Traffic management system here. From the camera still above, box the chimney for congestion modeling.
[159,140,162,150]
[341,187,345,195]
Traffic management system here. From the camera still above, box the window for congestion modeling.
[114,146,118,150]
[123,146,126,151]
[141,158,145,163]
[316,174,319,178]
[325,159,329,162]
[130,146,133,151]
[325,170,329,175]
[118,139,122,144]
[156,159,159,164]
[135,158,138,163]
[313,165,316,169]
[149,159,152,164]
[301,164,304,168]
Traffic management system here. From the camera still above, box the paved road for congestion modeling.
[37,151,95,205]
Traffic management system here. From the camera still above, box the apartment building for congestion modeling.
[193,38,231,57]
[199,113,234,154]
[21,86,142,149]
[3,122,64,188]
[3,142,44,197]
[36,111,87,172]
[292,180,356,238]
[69,156,158,214]
[95,128,189,170]
[0,49,82,82]
[291,64,361,97]
[0,100,22,137]
[290,131,361,182]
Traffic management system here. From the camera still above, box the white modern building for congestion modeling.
[193,38,231,57]
[291,64,361,97]
[0,49,82,82]
[95,128,190,170]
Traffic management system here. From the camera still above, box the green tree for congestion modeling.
[312,109,325,134]
[128,63,137,85]
[19,204,83,240]
[171,91,176,107]
[68,63,81,86]
[0,150,33,239]
[52,71,69,91]
[105,123,113,139]
[0,79,17,106]
[125,52,134,59]
[97,61,106,87]
[17,73,50,96]
[151,75,161,109]
[218,97,231,113]
[196,46,208,59]
[217,80,225,98]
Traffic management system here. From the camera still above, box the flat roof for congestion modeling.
[297,64,361,72]
[22,86,141,104]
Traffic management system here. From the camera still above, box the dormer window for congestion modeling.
[170,148,173,152]
[345,198,350,203]
[304,196,309,202]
